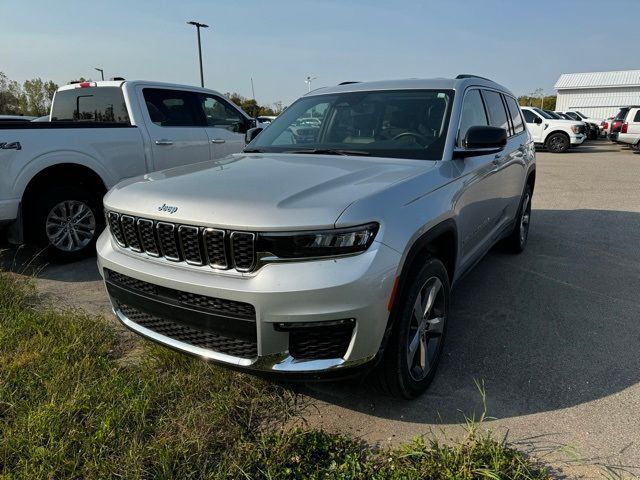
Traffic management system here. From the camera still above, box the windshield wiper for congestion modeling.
[287,148,370,156]
[243,148,265,153]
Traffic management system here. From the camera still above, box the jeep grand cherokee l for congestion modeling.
[97,76,536,398]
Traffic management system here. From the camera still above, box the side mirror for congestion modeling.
[534,116,543,125]
[245,127,263,144]
[454,126,507,158]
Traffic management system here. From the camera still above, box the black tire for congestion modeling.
[26,185,104,262]
[545,132,570,153]
[503,184,532,254]
[373,257,450,399]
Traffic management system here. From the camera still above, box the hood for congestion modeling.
[105,153,435,230]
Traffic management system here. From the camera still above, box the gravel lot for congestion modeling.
[3,141,639,478]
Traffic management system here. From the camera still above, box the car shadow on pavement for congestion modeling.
[300,208,640,424]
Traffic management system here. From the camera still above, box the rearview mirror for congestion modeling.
[245,127,263,144]
[534,116,543,125]
[454,126,507,158]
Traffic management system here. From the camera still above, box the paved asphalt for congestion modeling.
[2,141,639,478]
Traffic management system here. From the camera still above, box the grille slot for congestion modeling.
[178,225,203,265]
[118,302,257,358]
[231,232,256,272]
[105,211,257,272]
[138,218,159,256]
[203,228,227,269]
[107,270,157,295]
[157,222,180,261]
[121,215,142,252]
[107,212,126,247]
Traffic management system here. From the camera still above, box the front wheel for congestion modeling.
[27,186,104,262]
[373,257,450,399]
[546,132,570,153]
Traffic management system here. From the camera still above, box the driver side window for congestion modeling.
[458,89,488,146]
[200,95,245,133]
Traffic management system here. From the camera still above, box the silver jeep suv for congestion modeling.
[97,75,535,398]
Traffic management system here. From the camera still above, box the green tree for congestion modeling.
[23,78,58,116]
[518,95,556,111]
[225,92,280,118]
[0,72,24,115]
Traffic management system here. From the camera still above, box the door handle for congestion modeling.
[155,139,173,146]
[0,141,21,150]
[210,139,226,144]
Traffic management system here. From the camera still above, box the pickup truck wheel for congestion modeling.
[374,257,449,399]
[546,132,569,153]
[503,184,532,253]
[29,187,104,262]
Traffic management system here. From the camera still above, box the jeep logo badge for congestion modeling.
[158,203,178,214]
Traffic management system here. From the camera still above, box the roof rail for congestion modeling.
[456,74,494,81]
[338,81,360,85]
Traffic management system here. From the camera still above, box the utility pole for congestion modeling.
[305,76,317,93]
[94,68,104,80]
[187,21,209,87]
[251,77,255,100]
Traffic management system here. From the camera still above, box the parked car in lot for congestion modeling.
[601,116,614,137]
[609,107,631,142]
[0,80,254,260]
[521,106,585,152]
[558,110,601,139]
[256,115,277,127]
[97,75,536,398]
[617,106,640,149]
[0,115,37,122]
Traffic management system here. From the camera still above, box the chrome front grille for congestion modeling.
[106,211,256,272]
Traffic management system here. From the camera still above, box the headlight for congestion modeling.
[571,125,581,134]
[258,223,379,259]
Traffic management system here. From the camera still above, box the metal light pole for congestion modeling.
[305,76,317,93]
[94,68,104,80]
[187,21,209,87]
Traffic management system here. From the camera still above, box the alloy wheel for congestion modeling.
[45,200,96,252]
[519,192,531,246]
[406,276,446,382]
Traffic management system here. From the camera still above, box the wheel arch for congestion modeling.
[544,130,570,145]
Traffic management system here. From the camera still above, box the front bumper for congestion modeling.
[570,133,586,146]
[97,230,400,376]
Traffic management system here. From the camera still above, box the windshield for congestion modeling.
[574,111,587,119]
[544,110,562,119]
[533,108,554,120]
[247,89,454,160]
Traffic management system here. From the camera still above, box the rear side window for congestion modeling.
[614,108,629,121]
[458,89,488,145]
[504,96,525,134]
[51,87,130,123]
[481,90,509,131]
[143,88,203,127]
[634,110,640,123]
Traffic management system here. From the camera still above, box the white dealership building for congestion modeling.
[554,69,640,119]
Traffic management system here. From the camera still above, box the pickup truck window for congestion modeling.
[523,110,537,123]
[143,88,202,127]
[481,90,509,132]
[505,96,525,134]
[199,95,245,133]
[249,89,453,160]
[458,89,488,145]
[51,87,130,123]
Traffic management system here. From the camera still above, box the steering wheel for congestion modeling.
[392,132,429,147]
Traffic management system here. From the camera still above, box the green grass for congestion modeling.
[0,270,551,479]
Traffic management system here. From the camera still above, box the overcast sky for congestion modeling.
[2,0,638,106]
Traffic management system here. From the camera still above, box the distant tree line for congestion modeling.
[0,72,58,116]
[225,92,284,117]
[518,95,557,111]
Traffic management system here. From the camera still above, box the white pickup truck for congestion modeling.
[0,80,254,260]
[520,106,586,153]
